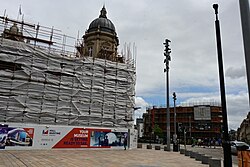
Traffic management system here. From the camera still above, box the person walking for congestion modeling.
[124,137,127,150]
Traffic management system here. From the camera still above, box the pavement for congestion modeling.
[0,145,211,167]
[0,144,241,167]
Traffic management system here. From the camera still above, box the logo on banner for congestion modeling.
[42,130,49,135]
[42,129,61,136]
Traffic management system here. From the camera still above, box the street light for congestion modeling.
[163,39,171,151]
[212,4,232,167]
[173,92,177,143]
[173,92,178,152]
[189,116,191,138]
[239,0,250,104]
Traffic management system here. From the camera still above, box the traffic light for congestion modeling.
[178,123,182,132]
[173,92,176,100]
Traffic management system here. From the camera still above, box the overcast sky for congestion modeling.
[0,0,249,130]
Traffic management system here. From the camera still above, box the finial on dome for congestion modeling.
[99,5,107,18]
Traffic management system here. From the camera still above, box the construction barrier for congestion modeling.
[0,123,138,150]
[238,151,250,167]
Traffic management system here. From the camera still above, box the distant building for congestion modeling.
[237,112,250,143]
[143,103,223,143]
[136,118,144,138]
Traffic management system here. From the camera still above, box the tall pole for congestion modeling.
[245,121,247,141]
[212,4,232,167]
[239,0,250,104]
[189,116,191,138]
[163,39,171,151]
[184,128,186,150]
[173,92,177,143]
[149,111,151,145]
[173,92,178,152]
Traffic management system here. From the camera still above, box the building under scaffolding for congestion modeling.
[0,6,136,129]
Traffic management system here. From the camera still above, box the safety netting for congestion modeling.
[0,38,136,128]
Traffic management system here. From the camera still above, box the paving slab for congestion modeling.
[0,149,209,167]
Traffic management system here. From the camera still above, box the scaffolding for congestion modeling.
[0,16,136,128]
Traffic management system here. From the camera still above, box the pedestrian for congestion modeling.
[213,138,216,148]
[124,137,127,150]
[191,137,195,147]
[218,138,222,146]
[198,139,201,147]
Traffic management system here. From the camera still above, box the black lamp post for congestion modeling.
[239,0,250,104]
[212,4,232,167]
[173,92,179,152]
[173,92,177,143]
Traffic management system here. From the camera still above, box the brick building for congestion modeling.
[143,103,223,143]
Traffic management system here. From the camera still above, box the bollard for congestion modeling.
[164,146,169,151]
[208,158,222,167]
[147,145,152,149]
[155,145,161,150]
[173,143,179,152]
[137,143,142,148]
[185,150,190,156]
[190,151,196,158]
[180,149,185,154]
[201,155,212,164]
[195,153,205,161]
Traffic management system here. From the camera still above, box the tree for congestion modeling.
[153,124,163,138]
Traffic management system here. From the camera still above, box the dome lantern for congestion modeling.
[87,6,116,34]
[99,6,107,18]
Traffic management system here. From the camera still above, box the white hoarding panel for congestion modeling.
[0,123,131,150]
[128,129,137,149]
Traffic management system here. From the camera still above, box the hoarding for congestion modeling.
[0,123,135,150]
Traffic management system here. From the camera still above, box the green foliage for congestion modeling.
[153,124,163,138]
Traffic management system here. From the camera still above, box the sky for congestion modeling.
[0,0,249,130]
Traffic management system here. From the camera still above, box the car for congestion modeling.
[230,141,250,155]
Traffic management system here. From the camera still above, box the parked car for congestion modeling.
[230,141,250,155]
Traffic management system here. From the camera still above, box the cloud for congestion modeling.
[226,66,246,79]
[134,97,149,120]
[226,91,249,128]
